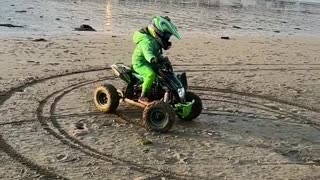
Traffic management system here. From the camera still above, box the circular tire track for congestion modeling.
[197,92,320,130]
[0,135,69,180]
[0,119,37,127]
[38,79,203,180]
[45,72,320,171]
[0,64,320,179]
[0,68,113,179]
[190,86,320,113]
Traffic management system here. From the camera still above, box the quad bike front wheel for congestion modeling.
[179,91,202,121]
[94,83,119,113]
[142,101,175,133]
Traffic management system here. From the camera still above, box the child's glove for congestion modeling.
[151,57,164,64]
[162,56,170,63]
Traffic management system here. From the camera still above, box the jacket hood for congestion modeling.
[133,31,152,44]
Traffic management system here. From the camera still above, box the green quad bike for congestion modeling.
[93,59,202,133]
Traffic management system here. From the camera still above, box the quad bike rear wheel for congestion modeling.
[94,83,119,113]
[142,101,175,133]
[179,91,202,121]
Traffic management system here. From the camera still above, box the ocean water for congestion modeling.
[0,0,319,37]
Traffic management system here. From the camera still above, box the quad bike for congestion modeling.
[93,58,202,133]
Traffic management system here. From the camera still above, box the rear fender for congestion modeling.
[110,64,132,84]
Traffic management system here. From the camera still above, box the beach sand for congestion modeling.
[0,33,320,179]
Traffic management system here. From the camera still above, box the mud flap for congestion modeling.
[174,100,194,118]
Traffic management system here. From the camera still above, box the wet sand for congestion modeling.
[1,0,320,37]
[1,0,320,179]
[0,33,320,179]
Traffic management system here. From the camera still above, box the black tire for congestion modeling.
[94,83,119,113]
[142,101,175,133]
[179,91,202,121]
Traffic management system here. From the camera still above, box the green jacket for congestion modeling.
[131,30,161,67]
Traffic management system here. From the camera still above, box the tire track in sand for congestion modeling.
[39,79,205,180]
[0,68,114,179]
[0,64,319,178]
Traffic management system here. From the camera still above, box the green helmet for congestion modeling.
[148,16,181,50]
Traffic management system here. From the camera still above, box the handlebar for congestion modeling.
[157,58,173,73]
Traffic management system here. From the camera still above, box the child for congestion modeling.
[131,16,181,105]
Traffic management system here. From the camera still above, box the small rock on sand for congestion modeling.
[56,154,78,163]
[232,25,241,29]
[68,121,89,137]
[56,154,68,161]
[32,38,47,42]
[48,63,60,66]
[74,24,96,31]
[0,24,24,28]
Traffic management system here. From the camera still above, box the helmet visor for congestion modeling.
[163,32,172,41]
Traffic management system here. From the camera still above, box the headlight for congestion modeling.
[177,88,185,99]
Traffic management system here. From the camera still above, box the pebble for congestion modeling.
[68,121,89,137]
[56,154,67,161]
[232,25,242,29]
[74,24,96,31]
[32,38,47,42]
[16,10,27,13]
[143,149,150,153]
